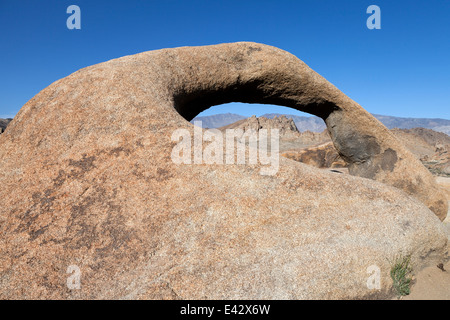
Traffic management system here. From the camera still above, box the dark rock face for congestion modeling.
[0,42,447,299]
[282,142,347,169]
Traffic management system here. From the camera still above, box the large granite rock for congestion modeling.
[0,42,447,299]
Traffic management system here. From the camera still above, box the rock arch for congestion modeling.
[167,42,446,220]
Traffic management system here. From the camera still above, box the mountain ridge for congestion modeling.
[191,112,450,135]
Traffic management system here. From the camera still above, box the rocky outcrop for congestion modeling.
[0,118,12,134]
[281,127,450,178]
[280,127,450,177]
[391,128,450,177]
[219,116,330,152]
[422,147,450,177]
[0,42,447,299]
[391,128,450,158]
[219,114,299,135]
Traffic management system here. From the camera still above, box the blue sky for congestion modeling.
[0,0,449,119]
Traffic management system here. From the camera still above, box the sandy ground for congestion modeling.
[401,177,450,300]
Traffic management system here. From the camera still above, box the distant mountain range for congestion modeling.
[192,113,247,129]
[192,112,450,135]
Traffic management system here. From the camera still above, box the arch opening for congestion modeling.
[172,79,341,122]
[189,102,345,171]
[192,102,326,131]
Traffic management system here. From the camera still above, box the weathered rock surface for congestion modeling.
[0,42,448,299]
[282,142,346,169]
